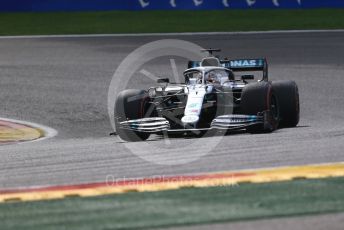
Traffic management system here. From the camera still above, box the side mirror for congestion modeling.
[157,78,170,84]
[241,75,255,81]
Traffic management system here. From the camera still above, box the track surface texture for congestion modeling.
[1,32,344,189]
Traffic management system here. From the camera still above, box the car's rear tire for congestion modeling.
[115,89,150,142]
[272,80,299,128]
[241,81,279,133]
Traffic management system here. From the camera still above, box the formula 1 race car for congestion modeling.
[114,49,299,141]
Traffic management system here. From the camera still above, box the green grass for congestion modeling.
[0,9,344,35]
[1,177,344,230]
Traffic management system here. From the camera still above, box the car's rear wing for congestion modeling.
[188,58,268,80]
[221,58,268,81]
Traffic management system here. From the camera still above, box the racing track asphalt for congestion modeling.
[0,31,344,228]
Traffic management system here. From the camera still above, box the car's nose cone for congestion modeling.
[181,115,199,125]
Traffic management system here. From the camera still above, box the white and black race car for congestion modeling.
[114,49,299,141]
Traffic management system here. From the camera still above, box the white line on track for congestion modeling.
[0,29,344,39]
[0,117,58,143]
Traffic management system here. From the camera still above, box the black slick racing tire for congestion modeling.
[241,81,279,133]
[115,89,150,142]
[272,80,300,128]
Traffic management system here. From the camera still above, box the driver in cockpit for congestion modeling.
[206,72,220,84]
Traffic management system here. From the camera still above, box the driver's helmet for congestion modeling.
[206,72,220,84]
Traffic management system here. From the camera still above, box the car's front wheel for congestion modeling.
[241,81,280,133]
[115,89,150,142]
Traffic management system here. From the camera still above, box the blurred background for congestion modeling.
[0,0,344,35]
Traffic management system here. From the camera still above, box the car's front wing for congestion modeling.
[118,112,272,134]
[210,114,263,129]
[118,117,170,133]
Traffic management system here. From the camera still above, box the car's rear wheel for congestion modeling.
[241,81,279,133]
[272,80,300,128]
[115,89,150,142]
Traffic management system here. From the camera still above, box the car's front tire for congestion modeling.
[115,89,150,142]
[241,81,280,133]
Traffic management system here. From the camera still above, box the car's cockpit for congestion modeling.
[184,67,234,86]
